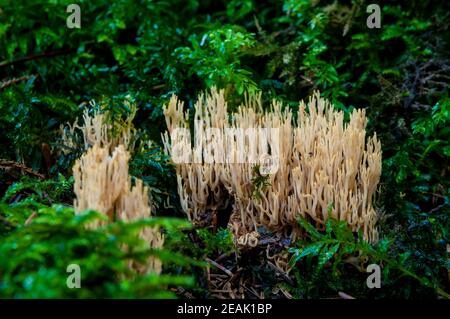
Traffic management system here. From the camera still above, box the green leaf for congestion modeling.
[297,216,322,240]
[290,242,325,265]
[318,243,340,269]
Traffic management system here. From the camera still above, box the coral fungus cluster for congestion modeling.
[71,105,163,274]
[163,89,382,244]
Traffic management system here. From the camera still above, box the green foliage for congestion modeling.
[129,141,178,210]
[0,84,75,168]
[0,0,448,299]
[0,205,195,298]
[176,27,258,96]
[196,228,235,257]
[2,174,73,205]
[251,164,271,200]
[166,227,235,263]
[288,216,449,299]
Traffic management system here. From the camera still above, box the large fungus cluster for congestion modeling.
[163,89,382,244]
[70,105,163,274]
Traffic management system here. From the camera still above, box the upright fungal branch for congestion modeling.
[60,99,137,154]
[73,144,129,227]
[163,89,382,244]
[73,144,163,274]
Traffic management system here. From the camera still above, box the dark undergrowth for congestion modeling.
[0,0,448,299]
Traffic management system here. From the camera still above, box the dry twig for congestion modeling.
[0,159,45,179]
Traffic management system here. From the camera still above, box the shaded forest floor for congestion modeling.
[0,1,448,299]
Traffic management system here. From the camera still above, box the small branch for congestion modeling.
[150,83,166,90]
[428,203,447,214]
[25,212,37,226]
[175,287,195,299]
[0,49,75,68]
[0,74,36,90]
[420,191,447,200]
[0,159,45,179]
[267,261,294,285]
[338,291,356,299]
[205,257,234,277]
[241,284,262,299]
